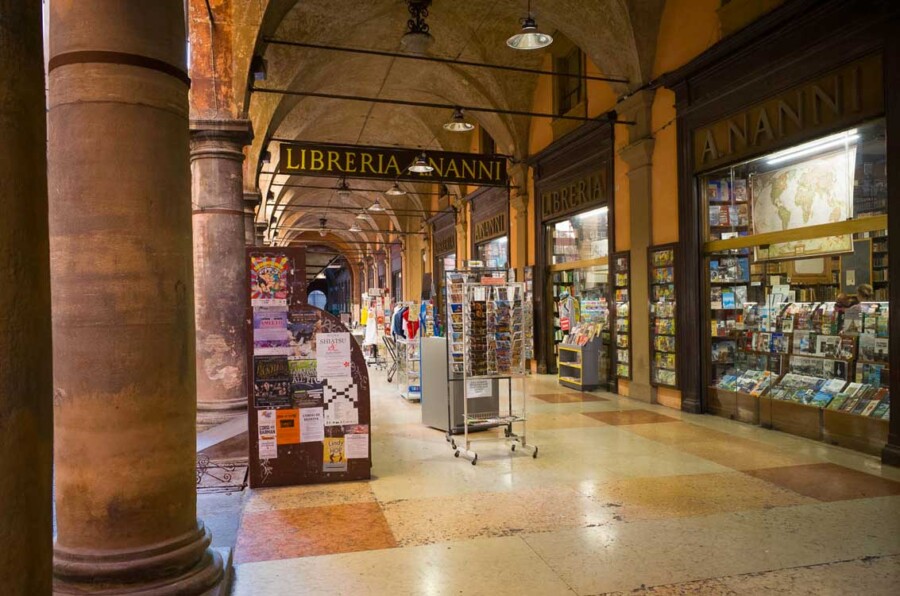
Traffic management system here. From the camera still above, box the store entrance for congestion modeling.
[544,207,612,387]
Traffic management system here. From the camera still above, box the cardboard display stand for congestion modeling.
[247,247,371,488]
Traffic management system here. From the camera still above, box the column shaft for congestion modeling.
[48,1,222,593]
[0,2,53,594]
[191,120,252,413]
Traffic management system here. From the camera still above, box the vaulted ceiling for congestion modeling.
[223,0,666,254]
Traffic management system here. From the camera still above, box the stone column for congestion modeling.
[191,119,253,414]
[243,191,261,246]
[255,221,267,246]
[455,205,469,263]
[48,1,223,593]
[618,90,656,403]
[0,2,53,593]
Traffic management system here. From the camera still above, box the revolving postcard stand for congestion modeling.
[451,279,538,464]
[246,248,371,488]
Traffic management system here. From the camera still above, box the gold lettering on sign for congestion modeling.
[474,212,508,243]
[540,167,609,220]
[693,54,882,168]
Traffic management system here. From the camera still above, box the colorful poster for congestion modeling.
[288,359,320,388]
[253,308,291,355]
[253,357,293,408]
[323,436,347,472]
[300,407,325,443]
[276,409,300,445]
[316,332,352,380]
[251,255,291,306]
[286,311,320,358]
[344,425,369,459]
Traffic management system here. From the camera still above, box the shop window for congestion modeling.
[702,120,889,422]
[476,236,508,269]
[555,46,583,116]
[549,207,609,264]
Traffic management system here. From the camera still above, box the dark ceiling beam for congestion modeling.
[261,38,629,84]
[251,86,633,124]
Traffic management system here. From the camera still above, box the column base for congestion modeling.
[681,392,703,414]
[881,442,900,468]
[54,523,223,595]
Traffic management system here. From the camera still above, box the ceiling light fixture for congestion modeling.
[349,222,361,232]
[337,177,351,199]
[507,1,553,50]
[400,0,434,55]
[368,198,386,213]
[443,108,475,132]
[251,55,268,80]
[261,149,271,164]
[408,152,434,173]
[385,182,407,196]
[316,272,326,279]
[356,211,368,220]
[318,217,328,237]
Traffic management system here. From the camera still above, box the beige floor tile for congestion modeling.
[243,481,376,513]
[722,554,900,595]
[382,485,616,546]
[577,471,816,521]
[232,535,576,596]
[522,497,900,594]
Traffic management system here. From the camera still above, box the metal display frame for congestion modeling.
[451,280,538,464]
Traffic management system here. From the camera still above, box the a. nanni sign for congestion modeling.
[693,54,883,169]
[279,142,508,186]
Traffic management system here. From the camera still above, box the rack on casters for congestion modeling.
[449,280,538,465]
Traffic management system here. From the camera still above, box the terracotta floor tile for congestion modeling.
[234,502,397,563]
[744,463,900,502]
[528,411,608,429]
[579,471,815,521]
[583,409,680,425]
[532,392,609,404]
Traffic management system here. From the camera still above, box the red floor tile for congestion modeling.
[582,410,680,425]
[744,463,900,502]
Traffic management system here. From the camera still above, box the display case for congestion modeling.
[649,245,677,388]
[613,252,631,380]
[523,266,535,361]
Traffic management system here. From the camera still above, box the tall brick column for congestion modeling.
[48,1,224,593]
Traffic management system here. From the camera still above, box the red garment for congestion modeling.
[402,308,420,339]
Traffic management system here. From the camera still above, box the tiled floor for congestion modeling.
[228,371,900,595]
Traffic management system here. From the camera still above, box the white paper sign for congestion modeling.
[316,332,352,379]
[300,407,325,443]
[325,400,359,426]
[466,379,492,398]
[344,432,369,459]
[258,409,278,459]
[258,436,278,459]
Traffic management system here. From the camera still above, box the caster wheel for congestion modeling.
[533,447,539,459]
[451,440,457,449]
[472,458,477,466]
[454,450,460,458]
[511,444,516,452]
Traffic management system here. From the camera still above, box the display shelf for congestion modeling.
[649,245,678,388]
[613,252,631,380]
[556,337,601,390]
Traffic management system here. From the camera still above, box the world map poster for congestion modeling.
[750,148,855,260]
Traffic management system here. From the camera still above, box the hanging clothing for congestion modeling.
[403,307,419,340]
[364,307,379,345]
[392,305,407,338]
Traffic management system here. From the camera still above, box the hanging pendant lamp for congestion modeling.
[507,1,553,50]
[369,198,386,212]
[443,108,475,132]
[409,152,434,173]
[385,182,407,196]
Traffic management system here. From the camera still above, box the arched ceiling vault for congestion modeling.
[234,0,665,240]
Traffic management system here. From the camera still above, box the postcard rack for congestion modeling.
[450,281,537,465]
[396,337,421,401]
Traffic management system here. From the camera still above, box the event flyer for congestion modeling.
[316,332,352,379]
[344,425,369,459]
[299,407,325,443]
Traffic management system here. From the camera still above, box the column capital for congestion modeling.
[619,137,656,172]
[189,119,253,163]
[510,189,529,213]
[243,190,261,210]
[617,88,656,142]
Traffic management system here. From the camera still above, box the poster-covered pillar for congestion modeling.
[243,191,261,246]
[0,2,53,593]
[191,118,253,414]
[47,1,224,593]
[618,90,656,403]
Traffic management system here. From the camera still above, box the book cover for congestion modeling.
[733,179,748,202]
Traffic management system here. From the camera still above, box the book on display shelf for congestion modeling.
[649,246,678,388]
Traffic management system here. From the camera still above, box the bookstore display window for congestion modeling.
[702,121,890,433]
[547,207,611,378]
[476,236,508,269]
[435,254,457,329]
